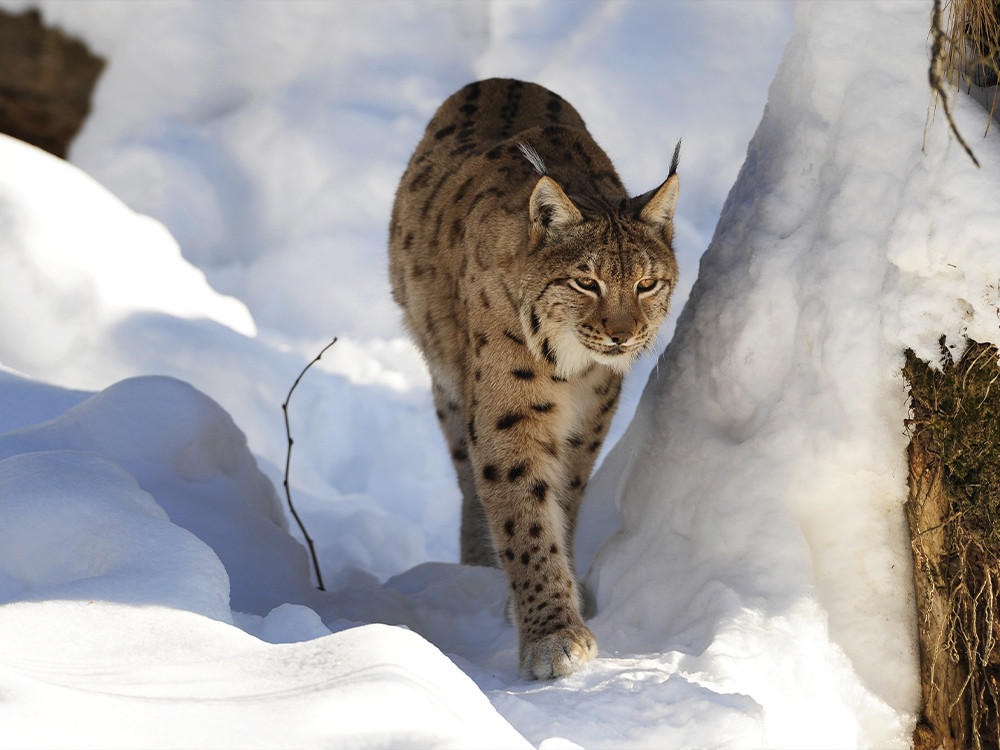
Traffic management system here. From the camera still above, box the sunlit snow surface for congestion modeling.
[1,0,999,747]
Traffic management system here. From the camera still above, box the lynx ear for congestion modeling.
[639,173,679,230]
[529,176,583,234]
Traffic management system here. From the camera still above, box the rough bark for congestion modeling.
[0,8,104,158]
[906,342,1000,750]
[908,435,974,749]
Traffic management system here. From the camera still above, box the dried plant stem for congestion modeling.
[282,337,338,591]
[930,0,982,166]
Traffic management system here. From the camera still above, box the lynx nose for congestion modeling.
[606,326,632,346]
[603,311,638,346]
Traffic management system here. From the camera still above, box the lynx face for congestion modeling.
[521,174,680,378]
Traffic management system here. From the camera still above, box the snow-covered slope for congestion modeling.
[1,0,998,747]
[583,2,1000,746]
[0,443,526,750]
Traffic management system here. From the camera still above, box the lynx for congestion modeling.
[388,79,679,679]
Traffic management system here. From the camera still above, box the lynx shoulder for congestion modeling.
[388,78,679,679]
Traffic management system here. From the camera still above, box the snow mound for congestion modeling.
[237,603,334,644]
[0,375,319,615]
[0,603,530,749]
[0,134,254,381]
[0,368,90,434]
[0,129,456,583]
[0,450,230,621]
[0,374,534,748]
[324,562,512,659]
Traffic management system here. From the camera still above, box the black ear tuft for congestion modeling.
[638,141,680,234]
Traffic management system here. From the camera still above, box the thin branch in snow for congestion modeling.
[282,337,338,591]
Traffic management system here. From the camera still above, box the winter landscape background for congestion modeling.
[1,1,998,747]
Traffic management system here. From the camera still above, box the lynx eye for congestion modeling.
[636,278,658,294]
[572,277,601,293]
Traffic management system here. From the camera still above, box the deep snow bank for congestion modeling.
[0,133,254,382]
[0,600,529,749]
[0,450,231,619]
[0,375,529,749]
[0,375,320,615]
[584,1,1000,746]
[0,132,458,582]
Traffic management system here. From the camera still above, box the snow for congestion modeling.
[1,604,528,749]
[0,0,997,746]
[580,1,1000,744]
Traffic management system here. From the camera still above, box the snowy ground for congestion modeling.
[1,0,999,747]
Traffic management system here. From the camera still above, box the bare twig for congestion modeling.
[282,337,338,591]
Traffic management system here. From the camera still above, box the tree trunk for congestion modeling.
[907,435,973,749]
[0,8,104,158]
[905,342,1000,750]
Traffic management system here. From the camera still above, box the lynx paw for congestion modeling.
[520,624,597,680]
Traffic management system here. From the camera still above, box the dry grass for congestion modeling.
[941,0,1000,90]
[931,0,1000,154]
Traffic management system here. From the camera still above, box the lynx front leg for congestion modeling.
[560,368,623,561]
[469,401,597,679]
